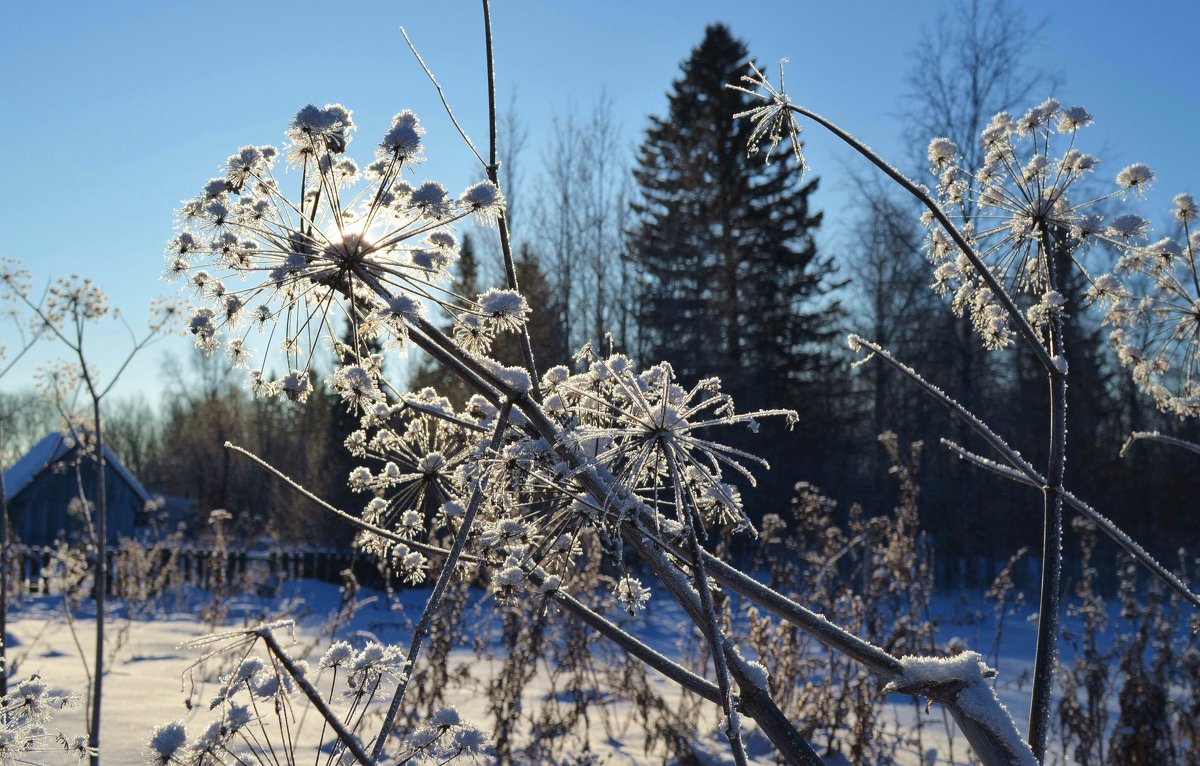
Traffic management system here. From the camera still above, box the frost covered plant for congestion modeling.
[167,104,507,400]
[400,706,492,764]
[174,86,821,763]
[347,389,470,578]
[151,624,490,764]
[924,99,1151,350]
[189,81,1050,764]
[347,352,795,607]
[0,269,174,763]
[1098,192,1200,416]
[171,14,1155,763]
[0,674,92,762]
[733,60,1200,766]
[729,60,803,167]
[546,355,795,536]
[614,575,651,614]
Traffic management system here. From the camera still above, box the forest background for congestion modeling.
[1,0,1197,590]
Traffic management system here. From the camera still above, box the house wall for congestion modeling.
[7,455,139,545]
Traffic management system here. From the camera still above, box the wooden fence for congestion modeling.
[2,542,378,598]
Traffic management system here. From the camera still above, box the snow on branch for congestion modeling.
[887,652,1037,766]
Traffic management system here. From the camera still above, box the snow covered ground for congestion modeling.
[2,580,1094,765]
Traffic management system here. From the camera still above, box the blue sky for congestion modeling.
[2,1,1198,405]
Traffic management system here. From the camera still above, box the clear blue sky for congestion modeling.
[2,1,1197,404]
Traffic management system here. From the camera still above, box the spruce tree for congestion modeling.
[628,24,840,410]
[492,243,568,369]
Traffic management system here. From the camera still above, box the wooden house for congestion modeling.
[3,431,149,545]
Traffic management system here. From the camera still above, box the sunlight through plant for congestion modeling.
[167,104,505,401]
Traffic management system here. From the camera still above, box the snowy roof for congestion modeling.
[3,430,150,505]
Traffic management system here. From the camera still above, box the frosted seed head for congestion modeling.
[146,720,189,764]
[1116,163,1154,195]
[927,137,958,168]
[1174,193,1198,222]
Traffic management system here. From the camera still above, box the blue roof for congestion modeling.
[3,430,150,505]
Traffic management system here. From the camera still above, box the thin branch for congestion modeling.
[660,536,903,677]
[943,439,1031,485]
[778,101,1058,376]
[667,452,748,765]
[398,396,488,433]
[944,438,1200,613]
[529,570,723,704]
[399,27,487,169]
[481,0,542,400]
[1120,430,1200,458]
[1028,227,1068,761]
[224,442,460,562]
[258,629,372,765]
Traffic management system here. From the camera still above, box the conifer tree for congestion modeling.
[628,24,840,410]
[492,243,568,369]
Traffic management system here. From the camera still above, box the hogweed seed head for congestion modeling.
[924,100,1152,352]
[730,60,804,169]
[165,104,505,398]
[1101,193,1200,417]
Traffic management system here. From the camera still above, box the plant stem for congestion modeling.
[0,418,8,697]
[1028,230,1068,763]
[1120,431,1200,457]
[784,103,1058,376]
[260,629,372,765]
[89,397,106,766]
[481,0,541,400]
[370,401,512,761]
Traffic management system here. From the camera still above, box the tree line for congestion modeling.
[3,8,1196,585]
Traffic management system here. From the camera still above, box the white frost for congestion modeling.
[885,651,1037,766]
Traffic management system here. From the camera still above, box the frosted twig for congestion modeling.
[527,569,724,704]
[225,442,467,562]
[943,440,1032,485]
[679,538,1040,766]
[481,0,542,401]
[258,629,372,765]
[944,438,1200,612]
[752,94,1058,376]
[1120,430,1200,458]
[1028,228,1069,761]
[399,27,487,169]
[650,532,902,676]
[398,394,489,433]
[669,453,748,766]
